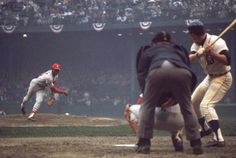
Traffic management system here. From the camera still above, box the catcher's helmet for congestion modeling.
[51,63,61,70]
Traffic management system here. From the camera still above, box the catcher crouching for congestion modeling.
[124,94,184,152]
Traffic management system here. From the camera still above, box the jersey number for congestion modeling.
[205,55,214,65]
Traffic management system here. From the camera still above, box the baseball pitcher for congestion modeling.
[20,63,68,120]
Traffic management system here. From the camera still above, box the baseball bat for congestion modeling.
[210,19,236,46]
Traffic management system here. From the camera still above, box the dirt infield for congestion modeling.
[0,114,236,158]
[1,136,236,158]
[0,113,127,127]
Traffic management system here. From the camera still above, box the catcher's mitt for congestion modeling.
[47,97,56,107]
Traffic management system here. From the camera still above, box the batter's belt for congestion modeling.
[209,71,229,77]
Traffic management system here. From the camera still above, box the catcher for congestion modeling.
[20,63,68,120]
[124,94,185,152]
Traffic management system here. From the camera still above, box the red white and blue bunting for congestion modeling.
[139,21,152,30]
[49,25,64,33]
[1,25,16,34]
[92,23,106,32]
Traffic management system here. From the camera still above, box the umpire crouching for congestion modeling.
[136,31,203,155]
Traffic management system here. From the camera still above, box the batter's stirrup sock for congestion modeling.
[208,120,220,140]
[198,117,213,137]
[198,117,207,131]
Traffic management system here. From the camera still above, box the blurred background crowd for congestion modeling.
[0,0,236,25]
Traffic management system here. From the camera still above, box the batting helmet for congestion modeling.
[51,63,61,70]
[187,20,205,36]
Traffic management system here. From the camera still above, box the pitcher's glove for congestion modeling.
[47,97,56,107]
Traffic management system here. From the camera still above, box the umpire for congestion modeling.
[136,31,203,155]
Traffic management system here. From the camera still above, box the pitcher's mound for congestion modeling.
[0,113,127,127]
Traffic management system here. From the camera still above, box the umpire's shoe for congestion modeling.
[200,129,213,137]
[135,138,151,154]
[171,133,184,152]
[190,139,203,155]
[205,139,225,147]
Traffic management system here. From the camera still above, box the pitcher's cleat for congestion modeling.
[28,112,36,121]
[28,117,36,121]
[21,107,26,115]
[20,103,26,115]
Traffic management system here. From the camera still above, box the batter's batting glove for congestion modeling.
[197,46,205,56]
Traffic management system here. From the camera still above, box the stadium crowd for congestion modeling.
[0,0,235,25]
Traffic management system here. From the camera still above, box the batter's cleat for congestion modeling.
[135,138,151,154]
[205,140,225,147]
[171,133,184,152]
[28,112,36,121]
[200,129,213,137]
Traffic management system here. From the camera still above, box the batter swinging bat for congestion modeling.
[210,19,236,46]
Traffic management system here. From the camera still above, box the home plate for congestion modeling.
[113,144,137,147]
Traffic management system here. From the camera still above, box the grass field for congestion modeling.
[1,121,236,138]
[0,125,174,138]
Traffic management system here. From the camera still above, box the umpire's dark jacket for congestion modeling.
[136,43,197,93]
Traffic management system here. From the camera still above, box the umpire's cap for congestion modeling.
[187,20,205,36]
[152,31,171,44]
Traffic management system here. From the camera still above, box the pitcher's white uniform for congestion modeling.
[21,63,67,120]
[21,70,58,112]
